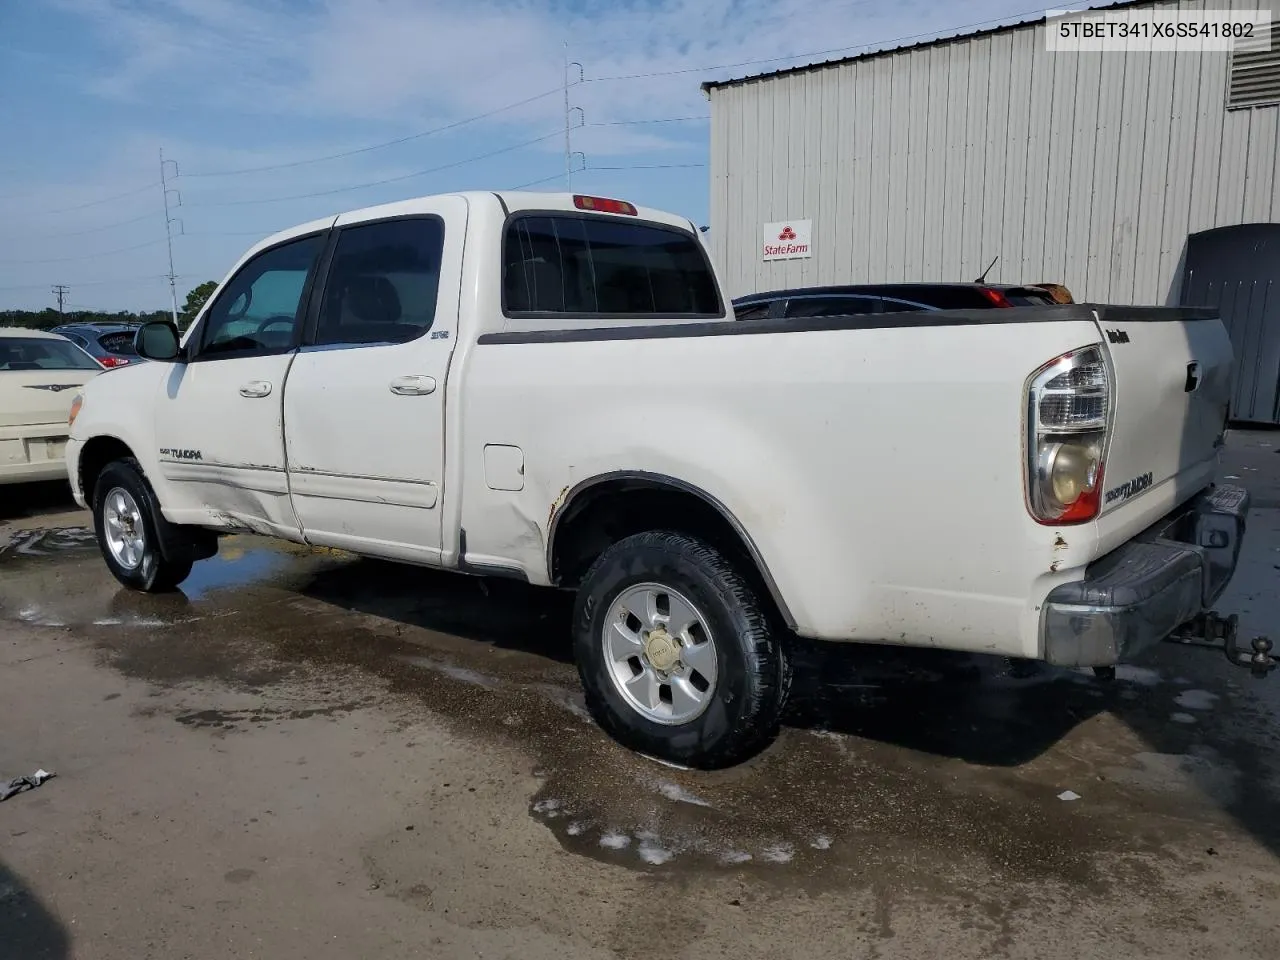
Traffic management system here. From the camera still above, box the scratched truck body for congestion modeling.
[65,190,1254,768]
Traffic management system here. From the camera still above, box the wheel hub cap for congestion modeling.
[602,582,719,726]
[102,487,146,571]
[644,627,681,673]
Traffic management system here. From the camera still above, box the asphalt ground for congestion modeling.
[2,430,1278,959]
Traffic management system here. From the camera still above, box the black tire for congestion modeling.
[92,458,194,592]
[572,530,791,769]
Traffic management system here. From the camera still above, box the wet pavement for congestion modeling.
[3,432,1280,958]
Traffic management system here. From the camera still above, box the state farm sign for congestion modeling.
[762,219,812,261]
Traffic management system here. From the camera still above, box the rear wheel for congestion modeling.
[93,459,194,592]
[572,530,791,769]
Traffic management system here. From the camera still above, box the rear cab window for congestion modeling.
[502,214,723,319]
[0,338,101,371]
[96,330,140,356]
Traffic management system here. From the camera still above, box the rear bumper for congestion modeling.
[0,424,71,486]
[1041,484,1249,667]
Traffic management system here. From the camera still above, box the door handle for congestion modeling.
[389,375,437,396]
[1185,362,1201,393]
[239,381,272,398]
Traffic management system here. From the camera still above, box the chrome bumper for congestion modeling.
[1041,484,1249,668]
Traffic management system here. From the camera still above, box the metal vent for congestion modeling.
[1228,24,1280,109]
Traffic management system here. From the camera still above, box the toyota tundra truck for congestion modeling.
[64,190,1271,768]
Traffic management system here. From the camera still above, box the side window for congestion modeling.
[315,218,445,347]
[733,301,773,321]
[784,296,879,318]
[503,215,721,317]
[198,234,324,359]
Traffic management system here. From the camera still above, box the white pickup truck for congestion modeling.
[66,190,1270,768]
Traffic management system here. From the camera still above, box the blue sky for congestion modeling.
[1,0,1070,311]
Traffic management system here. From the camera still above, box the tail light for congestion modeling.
[1024,344,1111,525]
[98,356,130,369]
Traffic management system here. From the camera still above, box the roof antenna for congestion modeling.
[974,255,998,284]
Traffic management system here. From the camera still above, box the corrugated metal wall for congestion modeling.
[708,0,1280,304]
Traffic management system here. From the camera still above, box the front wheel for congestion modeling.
[572,530,791,769]
[93,459,194,592]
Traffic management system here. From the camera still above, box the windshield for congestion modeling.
[0,337,102,371]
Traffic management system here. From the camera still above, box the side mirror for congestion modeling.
[135,321,183,362]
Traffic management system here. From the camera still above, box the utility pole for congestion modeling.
[564,42,572,190]
[563,44,583,191]
[51,284,69,314]
[159,148,182,325]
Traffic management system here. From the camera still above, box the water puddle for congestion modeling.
[0,526,98,562]
[179,545,297,601]
[0,528,346,628]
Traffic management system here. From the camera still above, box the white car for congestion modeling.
[1,327,101,486]
[65,190,1266,768]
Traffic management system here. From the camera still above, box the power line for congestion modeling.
[588,162,708,171]
[38,181,163,215]
[185,129,564,208]
[583,8,1049,82]
[0,274,176,292]
[180,85,571,178]
[587,116,709,127]
[51,284,68,313]
[508,172,568,190]
[26,211,158,240]
[0,237,168,265]
[183,230,289,238]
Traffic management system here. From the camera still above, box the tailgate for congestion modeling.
[1093,307,1232,516]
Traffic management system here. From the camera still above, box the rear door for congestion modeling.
[1095,310,1234,515]
[282,200,464,563]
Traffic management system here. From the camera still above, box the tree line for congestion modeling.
[1,281,218,333]
[0,308,171,331]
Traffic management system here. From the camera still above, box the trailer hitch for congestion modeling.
[1166,613,1275,678]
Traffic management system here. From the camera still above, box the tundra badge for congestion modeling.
[160,448,203,461]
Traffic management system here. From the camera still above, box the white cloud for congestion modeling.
[6,0,1096,308]
[58,0,1065,142]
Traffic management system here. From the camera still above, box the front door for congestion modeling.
[154,231,326,538]
[282,201,464,562]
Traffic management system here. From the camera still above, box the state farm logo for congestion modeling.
[762,219,812,260]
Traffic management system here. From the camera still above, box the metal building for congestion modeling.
[703,0,1280,421]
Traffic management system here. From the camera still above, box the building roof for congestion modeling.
[700,0,1155,93]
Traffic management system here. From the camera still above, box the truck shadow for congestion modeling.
[300,558,1104,766]
[0,860,70,960]
[302,560,577,666]
[782,638,1111,767]
[300,556,1280,859]
[0,480,78,522]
